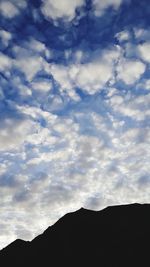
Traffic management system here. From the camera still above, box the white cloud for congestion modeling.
[27,38,52,59]
[0,117,36,151]
[12,44,51,82]
[41,0,84,21]
[51,61,111,96]
[28,39,46,53]
[117,59,146,84]
[0,29,12,47]
[50,64,81,100]
[134,28,150,41]
[75,62,113,94]
[93,0,122,16]
[50,47,120,97]
[11,76,32,97]
[115,30,130,42]
[15,56,44,82]
[138,42,150,63]
[108,92,150,121]
[0,0,26,18]
[0,0,150,252]
[0,1,19,18]
[0,52,12,72]
[31,81,52,92]
[136,79,150,91]
[0,26,150,251]
[0,101,150,249]
[144,80,150,90]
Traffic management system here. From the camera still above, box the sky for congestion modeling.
[0,0,150,249]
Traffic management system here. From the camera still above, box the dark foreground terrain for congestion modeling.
[0,203,150,266]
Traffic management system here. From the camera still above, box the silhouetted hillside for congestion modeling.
[0,203,150,266]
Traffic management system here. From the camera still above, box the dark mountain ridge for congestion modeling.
[0,203,150,266]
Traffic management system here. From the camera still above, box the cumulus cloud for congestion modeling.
[0,0,26,18]
[0,52,12,72]
[136,79,150,91]
[31,81,52,92]
[0,116,36,151]
[0,1,19,18]
[0,29,12,47]
[0,39,149,250]
[93,0,122,16]
[138,42,150,63]
[116,59,146,84]
[75,62,113,94]
[0,0,150,251]
[27,38,52,59]
[41,0,85,21]
[107,90,150,121]
[144,80,150,90]
[15,56,45,82]
[50,46,147,97]
[134,28,150,41]
[50,47,120,96]
[115,30,130,42]
[0,94,150,248]
[50,61,113,96]
[9,43,51,83]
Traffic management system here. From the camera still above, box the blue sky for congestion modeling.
[0,0,150,248]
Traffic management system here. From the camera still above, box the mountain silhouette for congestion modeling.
[0,203,150,266]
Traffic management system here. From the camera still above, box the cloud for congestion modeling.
[0,116,36,151]
[50,46,120,97]
[0,29,12,47]
[0,1,19,18]
[93,0,122,16]
[0,96,150,248]
[31,81,52,93]
[107,91,150,121]
[116,59,146,84]
[41,0,85,22]
[115,30,130,42]
[133,28,150,41]
[15,56,45,82]
[138,42,150,63]
[27,38,52,59]
[9,42,51,83]
[136,79,150,91]
[75,62,113,94]
[0,52,12,72]
[0,0,150,251]
[0,0,26,18]
[50,61,113,96]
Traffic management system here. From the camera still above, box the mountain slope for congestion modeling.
[0,203,150,266]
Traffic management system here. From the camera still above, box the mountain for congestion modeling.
[0,203,150,266]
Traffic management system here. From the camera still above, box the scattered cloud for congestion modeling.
[0,0,26,18]
[93,0,123,16]
[15,56,45,82]
[0,0,150,250]
[41,0,85,22]
[116,59,146,84]
[0,29,12,47]
[0,116,36,151]
[138,42,150,63]
[50,46,120,96]
[107,91,150,121]
[134,28,150,41]
[115,30,130,42]
[0,52,12,72]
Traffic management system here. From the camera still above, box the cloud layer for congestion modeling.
[0,0,150,249]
